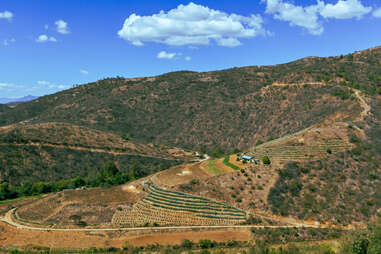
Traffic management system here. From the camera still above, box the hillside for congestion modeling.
[0,104,9,113]
[0,46,380,227]
[0,123,184,185]
[2,47,381,152]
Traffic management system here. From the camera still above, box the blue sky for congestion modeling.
[1,0,381,98]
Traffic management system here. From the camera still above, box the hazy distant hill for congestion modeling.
[0,95,38,105]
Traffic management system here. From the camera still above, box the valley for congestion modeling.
[0,46,380,253]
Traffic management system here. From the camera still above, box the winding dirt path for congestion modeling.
[1,208,326,232]
[353,89,371,121]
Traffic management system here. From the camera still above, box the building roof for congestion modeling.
[242,155,252,160]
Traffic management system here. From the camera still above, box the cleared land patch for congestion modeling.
[249,123,354,163]
[16,186,142,226]
[150,162,210,187]
[202,158,235,175]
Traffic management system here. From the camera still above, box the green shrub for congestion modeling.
[256,140,264,146]
[262,156,271,165]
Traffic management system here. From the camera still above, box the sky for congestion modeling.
[0,0,381,98]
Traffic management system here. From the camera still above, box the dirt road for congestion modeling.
[1,208,325,232]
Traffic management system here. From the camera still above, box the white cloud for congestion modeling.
[0,11,13,21]
[157,51,177,59]
[216,37,242,47]
[185,56,191,61]
[37,80,50,85]
[264,0,325,35]
[44,24,49,30]
[263,0,372,35]
[118,2,266,47]
[320,0,372,19]
[373,8,381,18]
[55,20,70,34]
[0,82,12,88]
[80,69,89,75]
[36,34,57,43]
[3,38,15,46]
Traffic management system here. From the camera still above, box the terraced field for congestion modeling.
[112,183,247,226]
[249,124,354,163]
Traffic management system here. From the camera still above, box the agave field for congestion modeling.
[112,183,247,226]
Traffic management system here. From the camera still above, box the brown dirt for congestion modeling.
[151,162,211,187]
[125,229,252,246]
[0,222,251,249]
[16,186,143,226]
[172,163,279,212]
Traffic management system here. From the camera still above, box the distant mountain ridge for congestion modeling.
[0,95,38,104]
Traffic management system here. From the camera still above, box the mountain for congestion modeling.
[0,46,380,190]
[0,46,380,231]
[1,47,380,152]
[0,95,38,105]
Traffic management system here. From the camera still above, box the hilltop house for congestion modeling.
[239,155,255,163]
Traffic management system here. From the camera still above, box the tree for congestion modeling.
[0,182,17,200]
[104,161,118,177]
[72,177,86,188]
[262,156,271,165]
[181,239,194,249]
[256,140,264,146]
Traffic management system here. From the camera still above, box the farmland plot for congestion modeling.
[112,183,246,226]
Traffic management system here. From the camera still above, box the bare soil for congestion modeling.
[0,221,251,249]
[151,162,211,187]
[16,185,143,226]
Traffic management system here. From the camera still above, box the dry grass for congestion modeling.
[16,185,143,226]
[0,221,251,249]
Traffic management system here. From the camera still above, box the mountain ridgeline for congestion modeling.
[2,47,381,152]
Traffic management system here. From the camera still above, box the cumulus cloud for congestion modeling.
[3,38,15,46]
[373,8,381,18]
[185,56,191,61]
[80,69,89,75]
[55,20,70,34]
[118,2,266,47]
[320,0,372,19]
[157,51,177,59]
[263,0,372,35]
[264,0,324,35]
[36,34,57,43]
[0,11,13,21]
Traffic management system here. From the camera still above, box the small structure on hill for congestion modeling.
[239,155,257,163]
